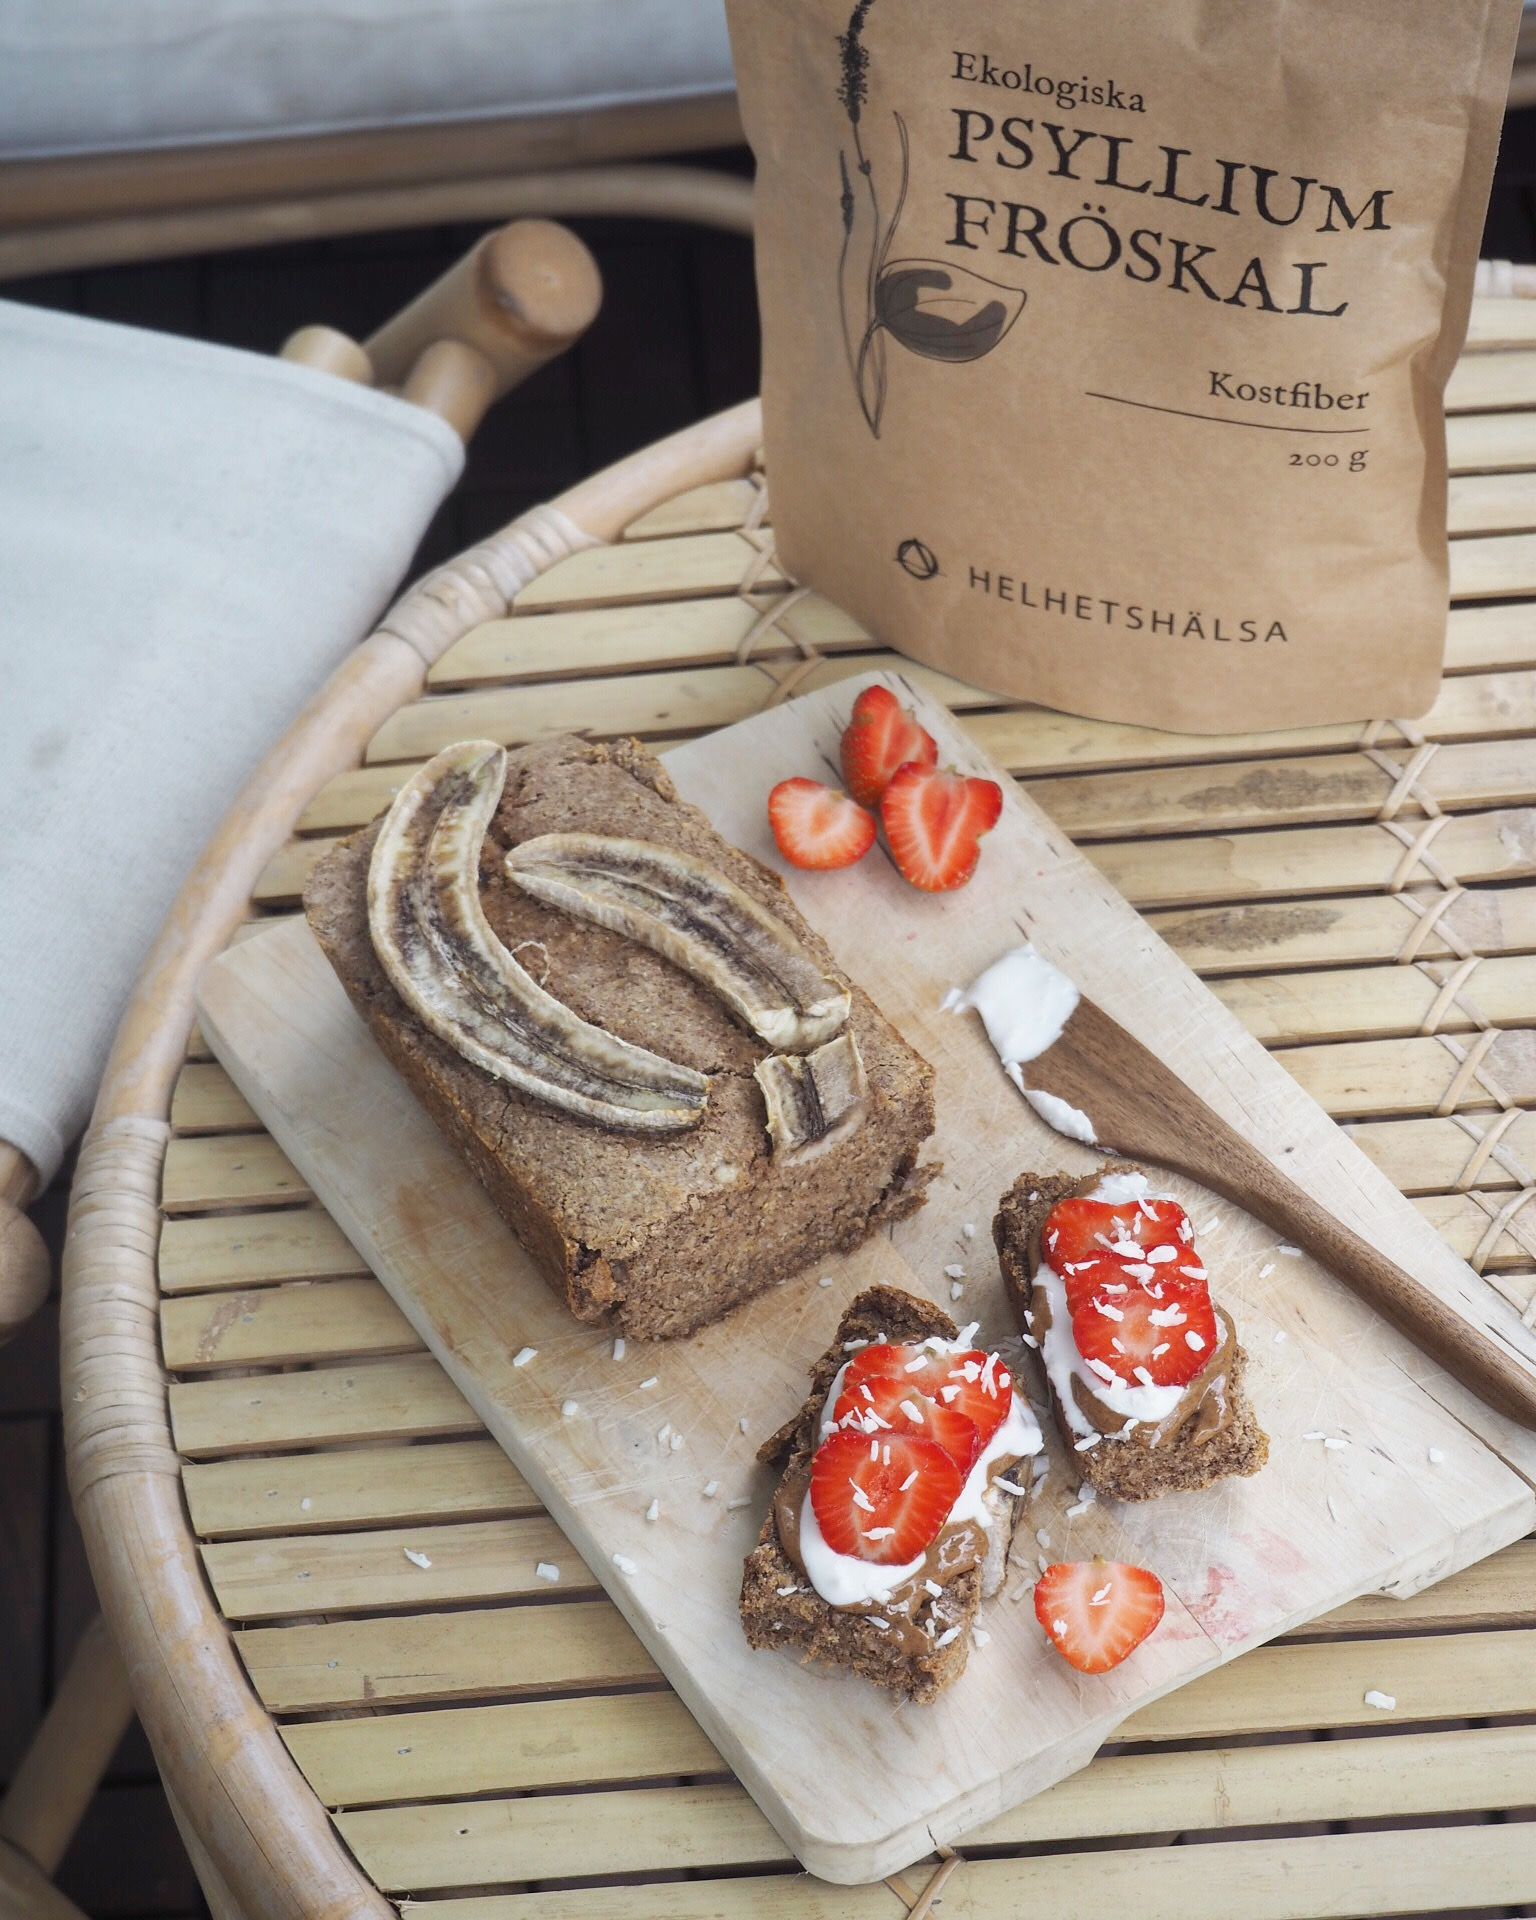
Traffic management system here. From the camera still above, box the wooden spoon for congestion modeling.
[1020,993,1536,1433]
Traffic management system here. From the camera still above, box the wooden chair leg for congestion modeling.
[0,1144,48,1348]
[0,1617,135,1880]
[0,1840,90,1920]
[277,325,374,385]
[364,218,602,439]
[277,218,602,443]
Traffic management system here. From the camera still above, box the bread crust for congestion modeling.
[304,735,938,1339]
[994,1165,1269,1500]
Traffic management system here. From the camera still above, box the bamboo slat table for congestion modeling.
[64,301,1536,1920]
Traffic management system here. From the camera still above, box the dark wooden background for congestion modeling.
[4,118,1536,1914]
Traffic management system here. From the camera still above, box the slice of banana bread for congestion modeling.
[304,735,937,1339]
[741,1285,1033,1702]
[994,1166,1268,1501]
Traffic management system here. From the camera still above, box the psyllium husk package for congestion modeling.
[725,0,1521,731]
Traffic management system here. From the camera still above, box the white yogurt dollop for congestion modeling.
[943,945,1093,1141]
[797,1341,1043,1610]
[1036,1171,1216,1438]
[1024,1088,1096,1144]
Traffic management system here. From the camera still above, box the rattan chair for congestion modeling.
[0,213,608,1920]
[17,243,1536,1917]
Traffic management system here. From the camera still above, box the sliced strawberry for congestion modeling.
[1035,1560,1165,1673]
[880,763,1003,893]
[810,1430,963,1564]
[1071,1274,1218,1392]
[831,1372,983,1475]
[767,778,875,871]
[1042,1196,1199,1311]
[844,1343,1014,1449]
[839,685,939,809]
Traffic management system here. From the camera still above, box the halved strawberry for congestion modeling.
[767,778,875,871]
[831,1371,983,1475]
[810,1430,963,1564]
[844,1343,1013,1449]
[880,764,1003,893]
[839,685,939,809]
[1034,1560,1165,1673]
[1070,1274,1218,1392]
[1042,1196,1199,1311]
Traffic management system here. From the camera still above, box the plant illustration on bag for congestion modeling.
[836,0,1025,437]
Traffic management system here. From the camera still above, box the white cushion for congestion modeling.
[0,299,463,1183]
[0,0,734,160]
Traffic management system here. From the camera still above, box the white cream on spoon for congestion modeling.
[942,944,1096,1143]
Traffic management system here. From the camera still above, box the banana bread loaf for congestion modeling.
[304,734,937,1339]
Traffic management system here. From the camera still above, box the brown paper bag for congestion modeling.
[726,0,1521,731]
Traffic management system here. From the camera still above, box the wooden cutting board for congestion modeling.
[196,673,1536,1885]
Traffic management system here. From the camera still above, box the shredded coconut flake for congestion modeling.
[924,1578,944,1598]
[1363,1689,1396,1712]
[702,1480,720,1498]
[644,1498,660,1523]
[962,1222,977,1239]
[1089,1584,1112,1607]
[726,1496,752,1511]
[535,1562,560,1583]
[402,1548,432,1570]
[950,1281,966,1301]
[639,1376,659,1390]
[1185,1331,1206,1351]
[1427,1446,1446,1466]
[851,1486,876,1513]
[973,1626,991,1647]
[1074,1433,1103,1451]
[612,1337,626,1362]
[1323,1436,1350,1450]
[1278,1244,1302,1257]
[512,1346,537,1368]
[612,1554,638,1577]
[934,1626,961,1649]
[561,1400,579,1419]
[1259,1263,1276,1280]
